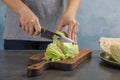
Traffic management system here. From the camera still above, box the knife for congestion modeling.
[41,28,74,43]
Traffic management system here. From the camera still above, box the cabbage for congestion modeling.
[99,37,112,54]
[110,44,120,63]
[99,37,120,63]
[43,31,79,62]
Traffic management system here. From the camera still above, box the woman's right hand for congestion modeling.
[19,9,41,35]
[2,0,41,35]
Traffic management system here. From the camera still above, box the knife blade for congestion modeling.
[41,28,74,43]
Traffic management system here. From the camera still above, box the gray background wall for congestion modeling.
[0,0,120,50]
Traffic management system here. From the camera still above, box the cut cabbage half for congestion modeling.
[99,37,120,54]
[99,37,120,63]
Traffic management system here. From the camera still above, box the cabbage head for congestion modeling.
[43,31,79,62]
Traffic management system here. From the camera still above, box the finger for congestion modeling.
[72,26,77,44]
[28,22,34,35]
[20,21,25,31]
[74,35,77,44]
[21,19,29,33]
[34,26,39,35]
[22,20,29,34]
[34,21,41,35]
[20,17,28,29]
[76,22,80,30]
[72,22,80,44]
[68,23,74,39]
[71,25,76,44]
[25,25,29,34]
[73,34,77,45]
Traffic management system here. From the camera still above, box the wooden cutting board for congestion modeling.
[27,48,92,77]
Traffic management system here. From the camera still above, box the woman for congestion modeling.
[2,0,80,50]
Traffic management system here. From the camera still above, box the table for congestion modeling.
[0,50,120,80]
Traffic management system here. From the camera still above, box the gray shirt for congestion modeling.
[3,0,64,41]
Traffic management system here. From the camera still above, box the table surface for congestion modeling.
[0,50,120,80]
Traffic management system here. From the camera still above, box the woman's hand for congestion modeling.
[56,13,80,43]
[2,0,41,35]
[56,0,80,44]
[20,9,41,35]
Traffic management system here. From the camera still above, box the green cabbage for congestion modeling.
[110,44,120,63]
[43,31,79,62]
[99,37,120,63]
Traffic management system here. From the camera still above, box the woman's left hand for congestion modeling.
[56,13,80,43]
